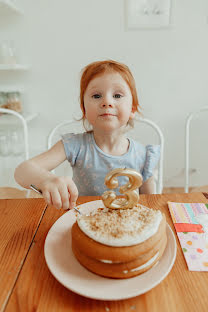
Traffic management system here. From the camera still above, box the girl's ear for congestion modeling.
[129,111,135,119]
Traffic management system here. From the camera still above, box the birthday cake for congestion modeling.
[71,168,167,279]
[72,204,166,278]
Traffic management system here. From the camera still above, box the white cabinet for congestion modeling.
[0,111,40,187]
[0,1,35,121]
[0,2,38,187]
[0,1,28,74]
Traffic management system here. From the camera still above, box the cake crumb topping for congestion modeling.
[78,204,160,239]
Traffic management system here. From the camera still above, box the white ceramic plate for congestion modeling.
[44,200,177,301]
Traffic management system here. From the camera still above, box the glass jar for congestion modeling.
[10,131,24,156]
[0,133,10,156]
[6,92,22,113]
[0,92,7,108]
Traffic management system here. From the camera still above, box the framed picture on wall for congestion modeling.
[126,0,171,29]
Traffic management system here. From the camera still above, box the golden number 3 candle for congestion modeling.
[102,168,143,209]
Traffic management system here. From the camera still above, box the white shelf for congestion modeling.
[0,86,24,92]
[0,64,29,70]
[0,112,39,125]
[0,0,23,15]
[24,112,39,123]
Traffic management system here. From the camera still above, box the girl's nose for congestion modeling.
[101,97,113,108]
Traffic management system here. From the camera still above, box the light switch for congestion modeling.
[126,0,171,29]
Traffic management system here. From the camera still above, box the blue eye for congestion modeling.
[92,94,101,99]
[114,94,122,98]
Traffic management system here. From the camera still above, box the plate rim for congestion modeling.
[44,200,177,300]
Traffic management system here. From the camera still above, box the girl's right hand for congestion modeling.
[39,176,78,210]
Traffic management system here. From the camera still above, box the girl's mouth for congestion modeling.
[100,113,115,117]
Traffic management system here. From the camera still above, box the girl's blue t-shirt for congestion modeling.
[62,132,160,196]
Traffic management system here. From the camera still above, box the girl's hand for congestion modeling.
[40,176,78,210]
[139,176,156,194]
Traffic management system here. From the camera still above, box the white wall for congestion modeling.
[1,0,208,188]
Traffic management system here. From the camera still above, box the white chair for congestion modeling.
[128,117,164,194]
[0,108,30,198]
[47,119,85,150]
[47,117,164,194]
[185,106,208,193]
[47,119,85,176]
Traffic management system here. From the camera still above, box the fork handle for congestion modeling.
[30,184,81,214]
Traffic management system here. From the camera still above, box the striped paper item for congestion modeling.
[168,202,208,271]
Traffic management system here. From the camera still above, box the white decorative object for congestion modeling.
[126,0,171,29]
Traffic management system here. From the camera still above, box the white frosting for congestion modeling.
[100,259,114,264]
[99,259,121,263]
[77,205,162,247]
[123,252,159,273]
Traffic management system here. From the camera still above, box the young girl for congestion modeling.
[14,60,160,210]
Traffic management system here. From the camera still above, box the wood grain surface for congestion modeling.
[0,199,47,312]
[1,194,208,312]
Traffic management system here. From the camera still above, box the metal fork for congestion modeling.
[30,184,82,214]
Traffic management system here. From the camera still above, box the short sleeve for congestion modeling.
[61,133,81,166]
[142,145,161,182]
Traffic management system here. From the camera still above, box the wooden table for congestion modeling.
[0,193,208,312]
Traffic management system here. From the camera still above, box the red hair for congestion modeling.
[79,60,141,120]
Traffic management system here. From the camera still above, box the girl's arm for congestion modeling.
[139,176,156,194]
[14,140,78,210]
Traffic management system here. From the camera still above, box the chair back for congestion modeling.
[185,106,208,193]
[128,117,164,194]
[47,119,84,150]
[47,117,164,194]
[0,108,29,197]
[47,119,84,176]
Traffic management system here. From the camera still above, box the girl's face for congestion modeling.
[83,72,135,133]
